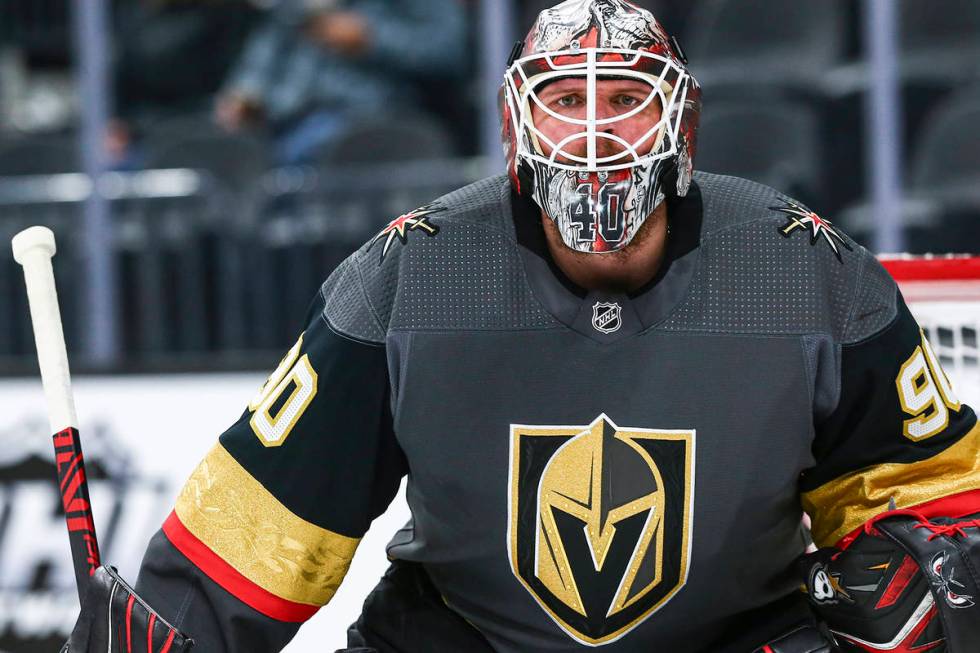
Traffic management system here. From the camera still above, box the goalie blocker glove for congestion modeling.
[63,565,193,653]
[801,509,980,652]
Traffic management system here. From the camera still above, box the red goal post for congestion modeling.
[880,255,980,404]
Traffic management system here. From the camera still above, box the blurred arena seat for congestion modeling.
[682,0,857,212]
[114,193,219,356]
[141,114,270,193]
[685,0,848,93]
[0,134,79,176]
[0,0,71,63]
[911,87,980,197]
[0,169,227,361]
[895,0,980,202]
[695,99,822,205]
[315,114,456,167]
[900,0,980,71]
[839,87,980,254]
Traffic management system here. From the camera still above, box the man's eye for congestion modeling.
[617,95,641,107]
[556,95,581,108]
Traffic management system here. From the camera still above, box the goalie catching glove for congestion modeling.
[801,507,980,652]
[63,565,193,653]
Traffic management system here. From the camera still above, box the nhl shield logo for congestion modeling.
[508,415,695,645]
[592,302,622,334]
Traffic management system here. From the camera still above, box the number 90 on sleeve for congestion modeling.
[248,334,319,447]
[896,331,961,442]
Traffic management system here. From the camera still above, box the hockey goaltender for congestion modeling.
[63,1,980,652]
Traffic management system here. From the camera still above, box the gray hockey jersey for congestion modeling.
[135,172,980,652]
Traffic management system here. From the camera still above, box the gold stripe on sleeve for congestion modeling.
[174,443,360,606]
[802,424,980,548]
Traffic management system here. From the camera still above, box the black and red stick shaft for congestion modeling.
[53,427,102,595]
[12,226,102,605]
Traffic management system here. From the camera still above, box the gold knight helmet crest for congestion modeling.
[508,414,695,645]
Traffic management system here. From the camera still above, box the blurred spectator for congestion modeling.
[108,0,261,166]
[214,0,467,165]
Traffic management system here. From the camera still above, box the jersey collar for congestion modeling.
[509,181,703,342]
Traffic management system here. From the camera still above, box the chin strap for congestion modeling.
[515,158,537,199]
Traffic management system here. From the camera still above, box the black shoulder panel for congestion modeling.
[802,298,977,492]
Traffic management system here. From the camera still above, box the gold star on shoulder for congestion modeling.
[771,200,853,262]
[371,204,443,262]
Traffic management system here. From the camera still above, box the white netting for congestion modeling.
[882,256,980,405]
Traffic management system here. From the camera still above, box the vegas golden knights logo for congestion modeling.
[508,414,695,645]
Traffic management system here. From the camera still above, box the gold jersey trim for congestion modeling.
[803,424,980,547]
[174,443,360,606]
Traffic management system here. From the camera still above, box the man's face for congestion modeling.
[529,77,664,165]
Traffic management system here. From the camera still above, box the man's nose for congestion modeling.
[594,100,620,126]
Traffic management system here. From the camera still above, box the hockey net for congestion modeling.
[881,255,980,405]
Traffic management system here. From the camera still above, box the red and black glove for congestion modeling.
[800,509,980,652]
[62,565,193,653]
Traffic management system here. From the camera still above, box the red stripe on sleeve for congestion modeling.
[162,511,319,623]
[913,487,980,519]
[836,488,980,549]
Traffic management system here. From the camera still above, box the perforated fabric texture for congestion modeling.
[391,229,558,332]
[660,172,862,340]
[695,172,787,236]
[324,171,885,345]
[320,257,386,344]
[334,176,557,337]
[841,256,900,345]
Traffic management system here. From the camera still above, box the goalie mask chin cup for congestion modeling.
[501,0,701,254]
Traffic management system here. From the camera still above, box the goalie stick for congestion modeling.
[12,226,101,604]
[14,227,194,652]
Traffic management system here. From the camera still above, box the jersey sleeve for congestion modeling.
[135,258,406,652]
[800,256,980,548]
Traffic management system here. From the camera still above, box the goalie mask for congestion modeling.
[502,0,701,254]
